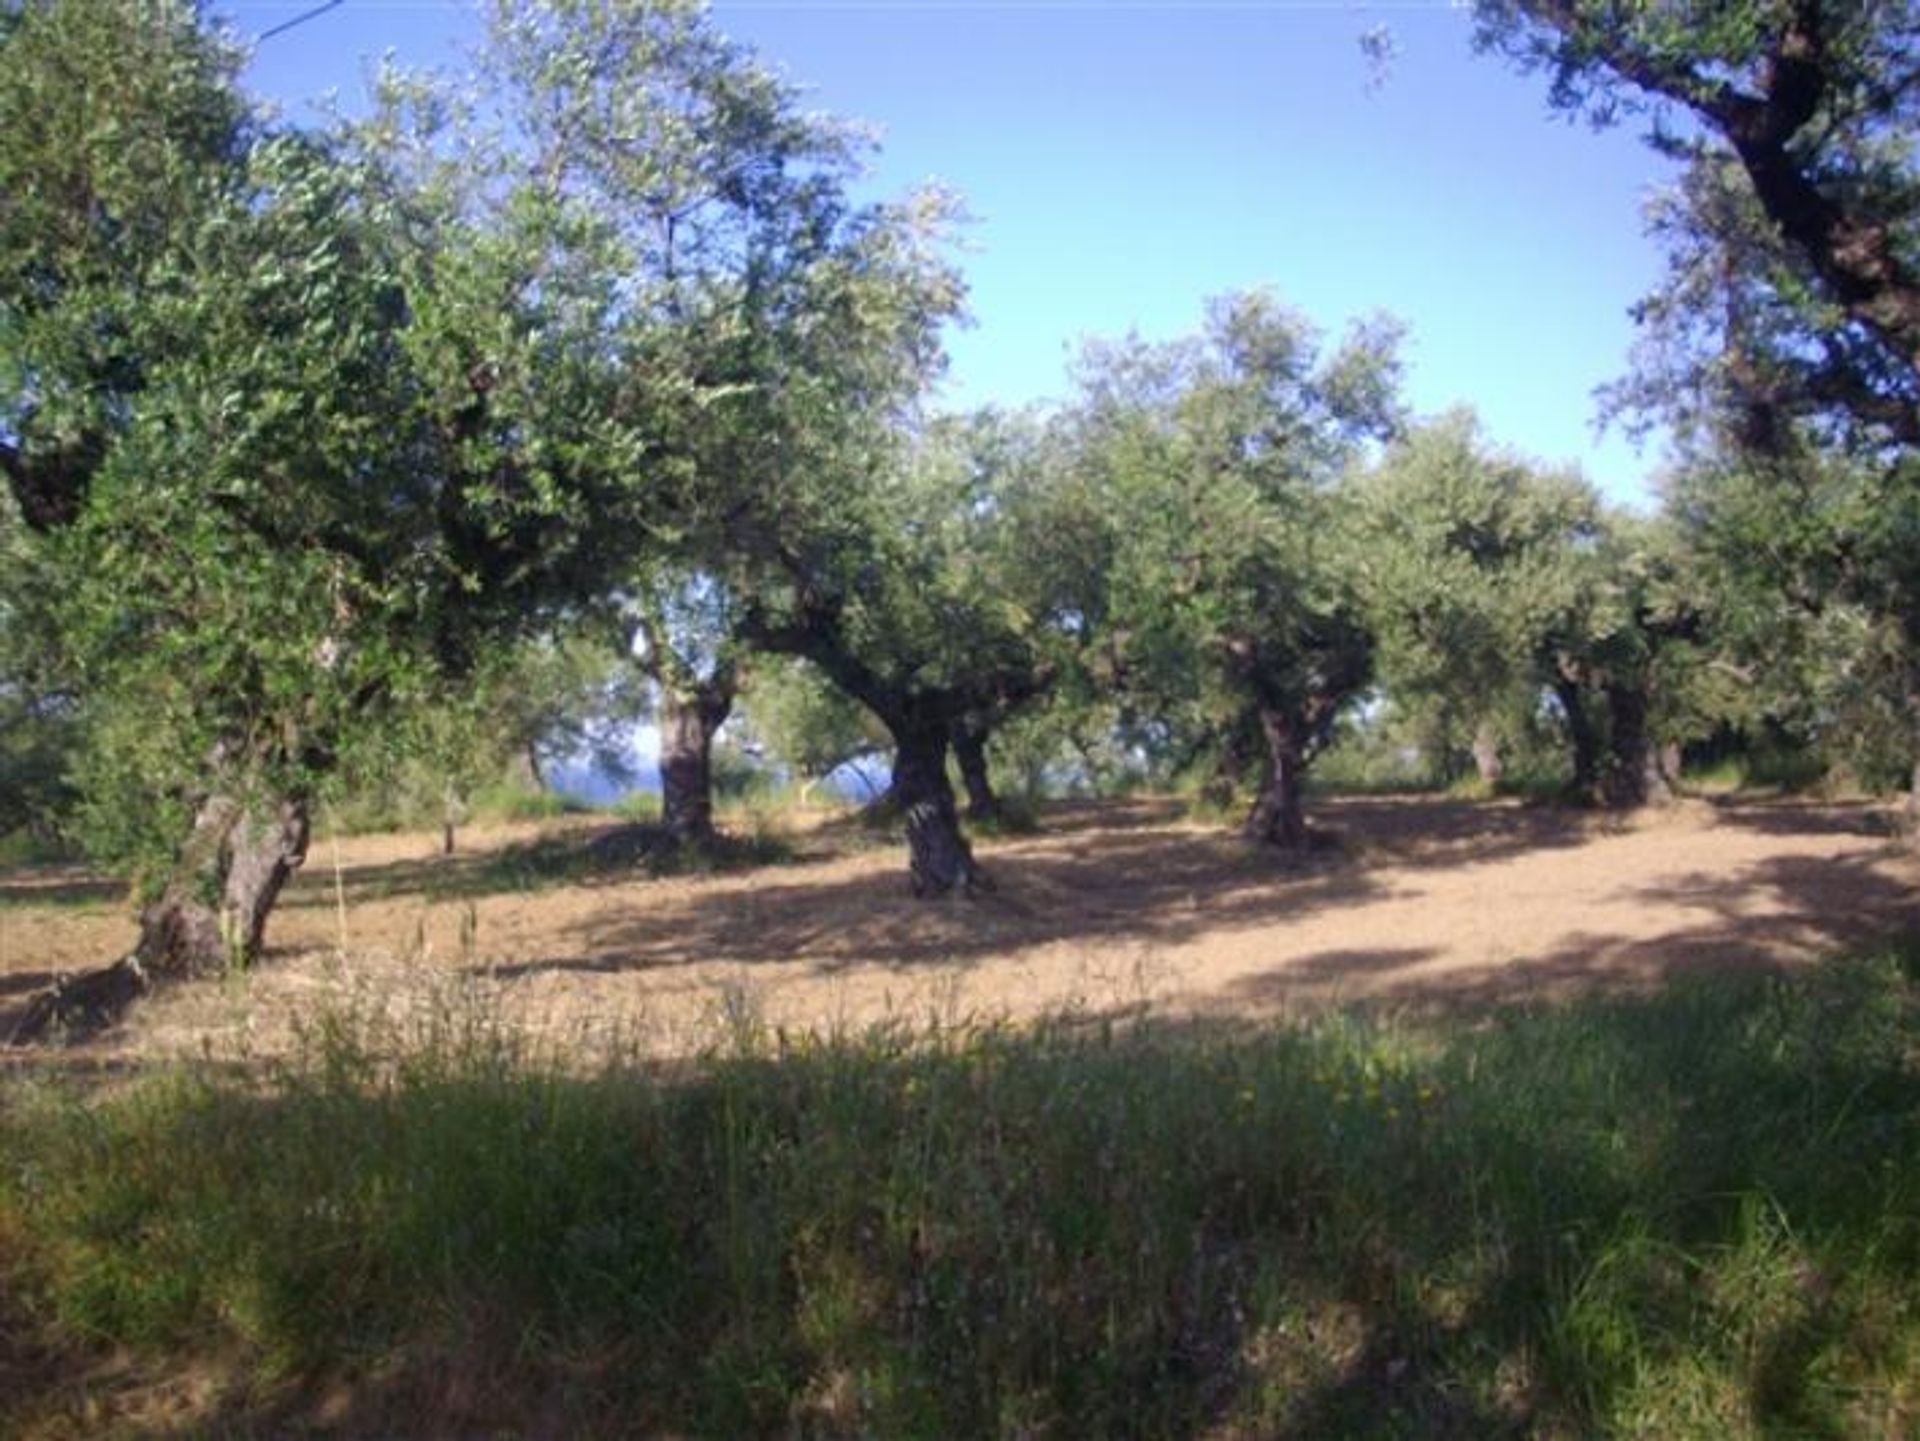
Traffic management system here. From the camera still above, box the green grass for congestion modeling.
[4,950,1918,1437]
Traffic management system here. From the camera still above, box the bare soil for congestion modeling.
[3,794,1917,1065]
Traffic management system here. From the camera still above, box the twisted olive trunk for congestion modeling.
[1471,720,1503,787]
[13,791,310,1045]
[1244,707,1309,849]
[952,717,999,823]
[1553,675,1601,802]
[137,793,311,978]
[1601,681,1672,810]
[891,718,982,897]
[659,678,736,847]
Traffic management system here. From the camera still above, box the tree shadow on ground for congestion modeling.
[485,796,1609,983]
[0,970,58,1047]
[1210,844,1920,1020]
[1707,794,1908,839]
[9,950,1913,1440]
[274,820,823,912]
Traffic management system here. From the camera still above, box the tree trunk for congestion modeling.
[441,782,464,856]
[952,717,999,822]
[1471,720,1504,787]
[1553,675,1601,801]
[659,679,735,847]
[136,793,311,979]
[1244,708,1310,849]
[508,741,545,793]
[1602,682,1671,810]
[891,718,982,897]
[1904,687,1920,848]
[1659,741,1684,795]
[11,786,309,1045]
[220,797,311,961]
[1201,716,1261,809]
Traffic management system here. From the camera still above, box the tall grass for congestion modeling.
[4,951,1917,1437]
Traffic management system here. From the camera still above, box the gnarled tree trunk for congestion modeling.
[1552,675,1601,802]
[12,791,310,1045]
[1472,720,1504,787]
[1602,681,1671,810]
[137,793,311,979]
[891,717,982,897]
[1244,708,1309,849]
[1904,686,1920,849]
[660,678,736,847]
[952,716,999,823]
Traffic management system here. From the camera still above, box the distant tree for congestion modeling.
[1478,1,1920,826]
[0,491,76,847]
[474,0,974,854]
[732,656,890,803]
[1671,437,1920,825]
[1077,292,1404,847]
[739,413,1073,896]
[615,575,744,846]
[1355,410,1601,787]
[393,632,640,854]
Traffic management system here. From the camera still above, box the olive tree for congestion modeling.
[1076,292,1404,847]
[1355,410,1600,787]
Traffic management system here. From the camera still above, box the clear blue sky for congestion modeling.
[232,0,1675,506]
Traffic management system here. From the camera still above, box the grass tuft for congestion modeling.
[3,951,1917,1437]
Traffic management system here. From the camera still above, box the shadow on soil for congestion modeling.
[276,820,813,912]
[464,795,1920,1015]
[1205,803,1920,1017]
[479,797,1600,984]
[6,940,1915,1440]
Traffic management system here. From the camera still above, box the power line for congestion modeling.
[258,0,345,43]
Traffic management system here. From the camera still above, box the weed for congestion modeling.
[3,950,1916,1437]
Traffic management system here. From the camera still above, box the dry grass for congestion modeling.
[4,794,1916,1070]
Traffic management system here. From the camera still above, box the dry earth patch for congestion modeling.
[3,794,1915,1066]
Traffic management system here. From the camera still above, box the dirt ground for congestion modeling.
[3,794,1917,1065]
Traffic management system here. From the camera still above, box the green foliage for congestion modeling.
[1072,291,1404,825]
[1671,440,1920,801]
[1472,1,1919,455]
[1473,0,1920,813]
[1,0,968,901]
[734,656,890,791]
[1355,410,1604,784]
[5,952,1917,1436]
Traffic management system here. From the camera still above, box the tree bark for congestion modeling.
[1601,681,1672,810]
[15,792,309,1043]
[1244,708,1310,849]
[891,718,982,897]
[136,793,311,979]
[659,678,735,847]
[952,716,999,822]
[441,783,464,856]
[1553,675,1601,801]
[1904,687,1920,848]
[1471,720,1504,787]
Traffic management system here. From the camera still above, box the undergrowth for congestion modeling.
[3,950,1917,1437]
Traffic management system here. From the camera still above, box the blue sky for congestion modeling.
[233,1,1675,505]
